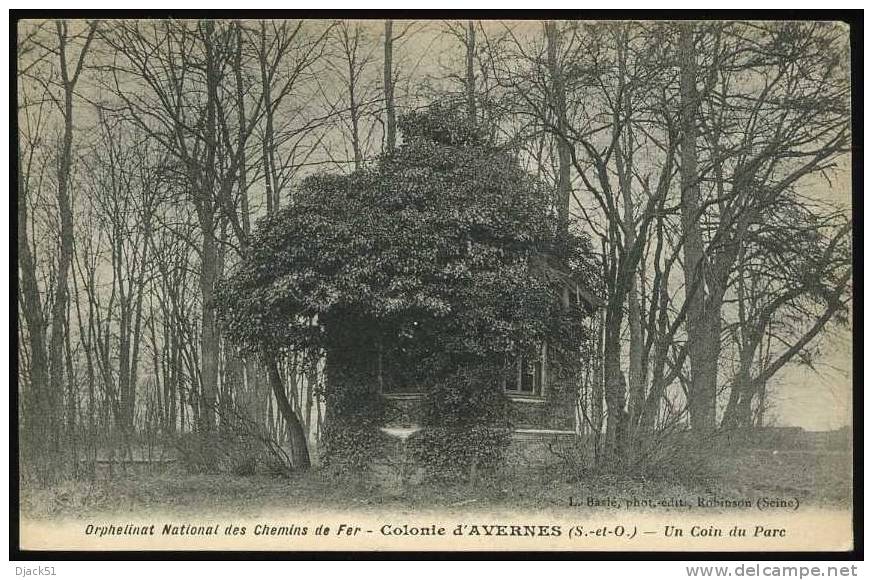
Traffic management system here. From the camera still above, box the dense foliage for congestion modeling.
[219,105,597,376]
[218,104,598,468]
[408,365,513,479]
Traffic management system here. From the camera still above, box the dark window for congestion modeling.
[378,322,426,394]
[505,345,547,397]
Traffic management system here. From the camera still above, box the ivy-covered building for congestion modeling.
[378,278,600,434]
[319,250,602,470]
[220,105,602,473]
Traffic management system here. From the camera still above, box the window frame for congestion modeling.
[504,342,548,398]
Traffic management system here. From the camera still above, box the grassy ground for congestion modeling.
[20,445,852,519]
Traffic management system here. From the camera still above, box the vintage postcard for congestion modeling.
[14,16,857,554]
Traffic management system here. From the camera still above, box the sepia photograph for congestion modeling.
[12,14,858,555]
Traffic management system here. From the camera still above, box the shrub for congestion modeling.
[320,378,387,475]
[174,431,272,476]
[409,365,512,481]
[629,428,714,482]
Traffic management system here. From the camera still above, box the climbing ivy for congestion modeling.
[218,103,599,465]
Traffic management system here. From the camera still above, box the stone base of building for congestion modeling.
[370,425,579,490]
[504,428,578,468]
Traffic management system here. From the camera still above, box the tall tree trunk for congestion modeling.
[678,23,716,432]
[197,21,220,432]
[601,235,629,467]
[602,293,628,468]
[626,277,644,431]
[305,359,317,450]
[49,21,91,458]
[545,21,571,246]
[126,234,149,433]
[235,21,251,240]
[383,20,396,154]
[637,244,673,438]
[721,250,753,431]
[266,353,311,470]
[614,33,645,438]
[116,238,133,432]
[591,310,605,460]
[258,22,277,213]
[71,252,96,468]
[17,141,50,464]
[342,24,363,171]
[63,296,78,473]
[199,219,219,432]
[168,320,179,433]
[465,21,477,126]
[243,358,264,428]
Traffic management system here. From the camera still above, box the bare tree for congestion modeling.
[679,21,851,432]
[490,19,850,466]
[17,20,98,476]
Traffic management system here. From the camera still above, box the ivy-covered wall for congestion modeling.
[378,350,581,433]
